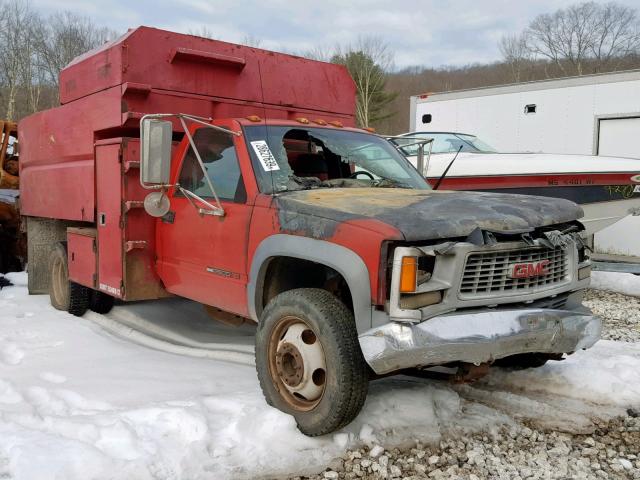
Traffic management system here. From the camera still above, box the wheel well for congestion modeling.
[260,256,353,314]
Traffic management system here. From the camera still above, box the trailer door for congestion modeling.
[594,116,640,258]
[598,117,640,159]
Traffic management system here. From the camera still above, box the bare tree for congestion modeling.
[0,0,36,120]
[188,26,216,40]
[303,46,333,62]
[590,2,640,71]
[331,36,396,127]
[526,1,640,75]
[241,34,261,48]
[499,33,532,82]
[36,11,116,94]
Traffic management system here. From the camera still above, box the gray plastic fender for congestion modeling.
[247,234,373,333]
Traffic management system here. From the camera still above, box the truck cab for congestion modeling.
[136,113,601,435]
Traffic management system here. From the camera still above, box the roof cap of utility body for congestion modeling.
[59,26,356,117]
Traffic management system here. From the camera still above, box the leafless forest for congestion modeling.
[0,0,116,121]
[0,0,639,134]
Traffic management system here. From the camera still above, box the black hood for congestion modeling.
[275,188,583,241]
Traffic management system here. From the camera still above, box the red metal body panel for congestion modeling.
[60,26,355,117]
[93,138,167,301]
[67,229,97,288]
[19,86,124,220]
[156,120,255,316]
[96,143,124,298]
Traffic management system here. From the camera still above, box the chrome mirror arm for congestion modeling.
[384,135,434,176]
[176,184,225,217]
[178,116,226,216]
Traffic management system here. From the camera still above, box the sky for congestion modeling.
[29,0,640,69]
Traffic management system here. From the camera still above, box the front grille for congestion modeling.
[459,246,569,299]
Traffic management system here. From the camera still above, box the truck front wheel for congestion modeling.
[49,243,89,316]
[255,288,368,436]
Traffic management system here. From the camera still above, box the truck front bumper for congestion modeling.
[359,308,601,375]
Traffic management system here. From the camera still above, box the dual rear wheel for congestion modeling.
[49,243,114,316]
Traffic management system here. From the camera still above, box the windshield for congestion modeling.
[394,132,497,155]
[243,125,429,194]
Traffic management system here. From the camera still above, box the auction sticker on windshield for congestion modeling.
[250,141,280,172]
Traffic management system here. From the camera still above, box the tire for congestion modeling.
[49,242,89,316]
[494,352,562,370]
[255,288,369,436]
[89,290,115,314]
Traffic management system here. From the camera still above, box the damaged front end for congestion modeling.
[360,224,601,375]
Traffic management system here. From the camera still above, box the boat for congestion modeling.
[390,131,640,237]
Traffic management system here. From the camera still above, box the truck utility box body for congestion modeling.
[19,26,356,300]
[20,26,356,223]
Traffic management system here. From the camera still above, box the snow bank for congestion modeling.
[591,271,640,297]
[1,272,639,479]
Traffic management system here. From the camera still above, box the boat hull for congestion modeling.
[426,181,640,237]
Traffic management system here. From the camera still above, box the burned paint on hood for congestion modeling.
[275,188,583,241]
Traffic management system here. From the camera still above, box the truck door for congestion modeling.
[156,121,253,317]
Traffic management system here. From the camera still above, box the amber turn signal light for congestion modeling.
[399,256,418,293]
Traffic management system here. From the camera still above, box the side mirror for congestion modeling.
[140,118,172,185]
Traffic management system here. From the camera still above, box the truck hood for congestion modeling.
[276,188,583,241]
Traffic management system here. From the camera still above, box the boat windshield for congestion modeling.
[394,132,497,155]
[243,125,430,194]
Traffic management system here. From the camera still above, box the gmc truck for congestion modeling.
[19,27,601,436]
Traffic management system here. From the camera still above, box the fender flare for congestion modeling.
[247,234,372,333]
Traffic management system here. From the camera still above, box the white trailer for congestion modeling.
[410,69,640,260]
[410,69,640,158]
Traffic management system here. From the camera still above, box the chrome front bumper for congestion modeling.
[359,308,602,375]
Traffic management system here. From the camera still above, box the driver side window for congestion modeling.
[177,128,246,203]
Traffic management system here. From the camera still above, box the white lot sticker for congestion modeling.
[250,141,280,172]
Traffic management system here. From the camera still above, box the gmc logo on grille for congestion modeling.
[510,260,550,279]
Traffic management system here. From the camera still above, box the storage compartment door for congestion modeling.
[67,228,97,288]
[594,117,640,258]
[96,143,124,298]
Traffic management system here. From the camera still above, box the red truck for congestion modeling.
[20,27,601,436]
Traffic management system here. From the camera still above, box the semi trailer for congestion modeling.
[20,26,601,435]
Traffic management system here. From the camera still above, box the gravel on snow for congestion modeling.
[585,289,640,343]
[290,288,640,480]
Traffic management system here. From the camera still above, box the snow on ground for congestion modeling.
[591,270,640,297]
[1,272,640,480]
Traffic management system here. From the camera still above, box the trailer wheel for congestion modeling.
[49,243,89,316]
[255,288,368,436]
[89,290,115,314]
